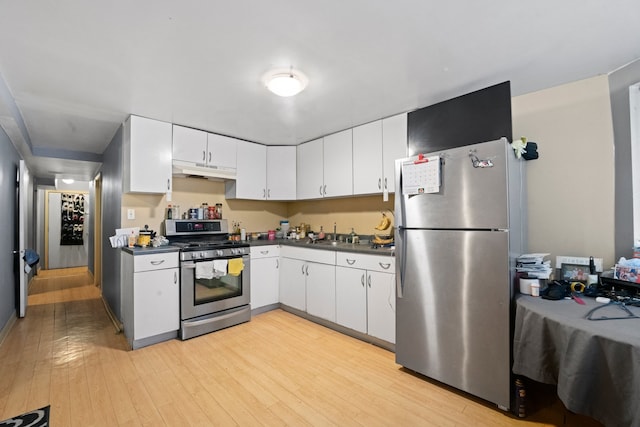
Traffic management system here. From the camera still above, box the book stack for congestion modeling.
[516,253,552,279]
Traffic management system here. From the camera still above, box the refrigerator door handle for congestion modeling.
[396,226,406,298]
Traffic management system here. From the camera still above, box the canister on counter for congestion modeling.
[268,230,276,240]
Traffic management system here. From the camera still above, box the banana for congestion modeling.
[373,234,394,245]
[374,213,391,231]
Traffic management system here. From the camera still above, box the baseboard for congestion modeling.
[0,312,17,348]
[101,296,123,334]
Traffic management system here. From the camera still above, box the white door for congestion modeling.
[17,160,29,317]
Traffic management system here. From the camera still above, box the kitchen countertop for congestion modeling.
[121,245,180,255]
[249,238,395,256]
[121,238,394,257]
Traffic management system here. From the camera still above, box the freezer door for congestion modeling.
[396,139,510,230]
[396,229,511,409]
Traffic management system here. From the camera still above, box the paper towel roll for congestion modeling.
[519,278,539,295]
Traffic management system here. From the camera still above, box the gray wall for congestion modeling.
[0,127,24,330]
[101,125,123,320]
[609,59,640,259]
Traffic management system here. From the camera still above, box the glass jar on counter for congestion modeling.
[216,203,223,219]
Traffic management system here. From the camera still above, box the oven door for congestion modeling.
[180,253,250,320]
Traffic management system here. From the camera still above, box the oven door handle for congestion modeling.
[182,263,196,269]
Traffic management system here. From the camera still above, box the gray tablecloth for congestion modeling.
[513,295,640,427]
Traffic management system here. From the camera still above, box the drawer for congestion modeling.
[280,246,336,265]
[336,252,394,273]
[134,252,179,272]
[250,245,280,259]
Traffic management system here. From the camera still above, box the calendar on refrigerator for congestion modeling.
[401,156,441,195]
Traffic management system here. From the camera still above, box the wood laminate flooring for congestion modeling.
[0,268,602,426]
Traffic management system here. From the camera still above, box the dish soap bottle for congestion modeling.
[128,230,136,248]
[349,228,357,244]
[318,226,325,240]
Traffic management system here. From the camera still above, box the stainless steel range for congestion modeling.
[164,219,250,340]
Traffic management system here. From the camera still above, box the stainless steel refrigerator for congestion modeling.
[394,137,525,410]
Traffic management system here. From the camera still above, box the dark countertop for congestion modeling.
[249,238,395,256]
[121,245,180,255]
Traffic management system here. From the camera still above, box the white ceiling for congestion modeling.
[1,1,639,181]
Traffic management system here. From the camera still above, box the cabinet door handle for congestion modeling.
[384,177,388,190]
[346,259,356,265]
[268,189,271,199]
[276,259,279,269]
[174,272,177,284]
[301,265,305,275]
[150,260,165,266]
[167,179,171,191]
[323,185,327,196]
[209,151,212,163]
[379,262,391,270]
[319,185,323,196]
[368,275,372,288]
[378,178,381,190]
[305,265,309,276]
[361,273,365,287]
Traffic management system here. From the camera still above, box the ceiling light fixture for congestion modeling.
[62,178,75,184]
[263,67,308,97]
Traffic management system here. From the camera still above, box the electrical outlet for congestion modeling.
[555,255,603,272]
[127,209,135,220]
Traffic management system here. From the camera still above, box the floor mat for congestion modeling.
[0,405,50,426]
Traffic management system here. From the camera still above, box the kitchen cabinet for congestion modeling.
[250,245,280,311]
[226,140,267,200]
[352,113,407,196]
[335,252,395,343]
[279,246,336,321]
[123,115,172,194]
[266,146,296,200]
[296,138,324,199]
[172,125,237,170]
[121,251,180,349]
[322,129,353,198]
[381,112,407,194]
[353,121,383,195]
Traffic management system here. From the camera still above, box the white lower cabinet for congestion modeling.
[279,246,336,322]
[279,257,307,311]
[305,262,336,322]
[250,246,280,310]
[121,251,180,350]
[335,252,396,344]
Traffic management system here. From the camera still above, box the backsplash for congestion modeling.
[121,176,395,237]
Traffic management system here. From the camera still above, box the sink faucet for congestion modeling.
[333,222,337,241]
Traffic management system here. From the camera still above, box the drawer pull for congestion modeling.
[379,262,391,270]
[346,259,356,265]
[260,250,269,255]
[150,260,166,266]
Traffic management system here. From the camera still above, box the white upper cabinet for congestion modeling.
[353,120,383,195]
[323,129,353,198]
[172,125,237,170]
[172,125,207,165]
[123,115,172,194]
[226,140,267,200]
[266,146,296,200]
[382,112,408,194]
[207,133,237,170]
[297,138,324,199]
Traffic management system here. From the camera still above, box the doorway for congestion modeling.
[44,190,89,269]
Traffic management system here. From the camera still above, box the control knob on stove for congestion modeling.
[216,250,224,257]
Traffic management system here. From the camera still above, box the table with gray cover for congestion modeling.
[513,294,640,427]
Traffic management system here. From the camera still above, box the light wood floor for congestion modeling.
[0,268,603,426]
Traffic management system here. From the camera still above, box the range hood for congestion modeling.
[172,161,236,181]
